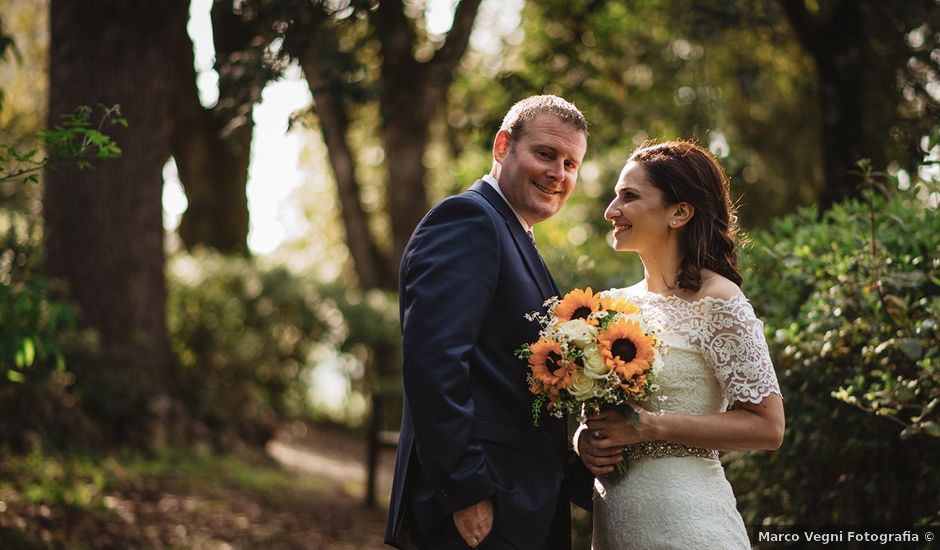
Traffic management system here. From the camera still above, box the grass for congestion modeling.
[0,444,387,549]
[0,447,332,511]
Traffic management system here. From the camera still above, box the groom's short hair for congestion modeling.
[499,95,588,143]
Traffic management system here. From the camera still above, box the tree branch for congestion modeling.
[429,0,484,73]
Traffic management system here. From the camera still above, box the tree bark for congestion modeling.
[375,0,483,279]
[295,0,482,289]
[300,30,391,290]
[779,0,884,209]
[45,0,185,445]
[168,0,254,254]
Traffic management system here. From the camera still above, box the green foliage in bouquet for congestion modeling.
[728,134,940,526]
[167,252,328,447]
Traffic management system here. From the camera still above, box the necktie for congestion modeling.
[527,229,536,246]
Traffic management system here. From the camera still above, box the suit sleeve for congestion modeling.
[400,196,500,515]
[566,428,594,512]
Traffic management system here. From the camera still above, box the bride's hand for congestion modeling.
[586,409,655,447]
[576,425,623,475]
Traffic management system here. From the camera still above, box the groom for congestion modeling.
[385,95,593,550]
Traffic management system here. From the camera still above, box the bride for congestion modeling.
[577,141,785,549]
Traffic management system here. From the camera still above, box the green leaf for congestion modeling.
[21,338,35,367]
[920,421,940,438]
[6,369,24,383]
[897,339,923,361]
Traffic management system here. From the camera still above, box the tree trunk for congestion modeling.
[380,107,433,273]
[168,0,253,254]
[45,0,184,446]
[779,0,888,209]
[814,35,868,209]
[375,0,483,282]
[300,37,391,290]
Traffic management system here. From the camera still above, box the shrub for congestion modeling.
[0,105,123,450]
[167,252,328,447]
[167,252,404,442]
[729,152,940,526]
[311,282,401,428]
[0,210,89,450]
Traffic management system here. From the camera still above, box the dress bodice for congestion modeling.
[606,286,781,415]
[592,286,781,550]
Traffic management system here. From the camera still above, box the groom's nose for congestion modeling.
[545,159,564,181]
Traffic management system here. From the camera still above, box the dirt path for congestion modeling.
[266,420,396,508]
[0,421,398,549]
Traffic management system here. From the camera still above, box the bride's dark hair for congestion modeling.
[628,140,742,291]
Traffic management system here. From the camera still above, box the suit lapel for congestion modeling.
[469,181,557,300]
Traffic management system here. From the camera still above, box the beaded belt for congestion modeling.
[622,440,719,461]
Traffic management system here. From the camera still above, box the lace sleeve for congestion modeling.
[701,295,781,404]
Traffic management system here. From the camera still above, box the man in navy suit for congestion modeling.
[385,95,593,550]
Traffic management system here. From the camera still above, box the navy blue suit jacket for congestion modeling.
[385,181,593,550]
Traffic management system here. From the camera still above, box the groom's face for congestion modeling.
[493,114,587,225]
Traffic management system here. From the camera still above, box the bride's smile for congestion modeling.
[611,221,632,237]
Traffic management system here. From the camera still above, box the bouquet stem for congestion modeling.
[584,400,640,477]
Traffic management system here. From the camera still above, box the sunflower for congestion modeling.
[527,338,575,390]
[608,297,641,316]
[597,318,657,381]
[622,372,650,397]
[555,287,602,324]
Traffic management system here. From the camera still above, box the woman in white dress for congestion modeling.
[577,141,785,549]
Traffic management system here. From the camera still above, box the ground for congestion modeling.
[0,421,397,549]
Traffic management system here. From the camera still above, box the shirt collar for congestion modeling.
[482,174,532,233]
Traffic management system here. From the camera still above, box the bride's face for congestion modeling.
[604,162,674,253]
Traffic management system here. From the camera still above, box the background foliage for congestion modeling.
[165,250,401,446]
[168,252,328,447]
[0,0,938,542]
[727,141,940,525]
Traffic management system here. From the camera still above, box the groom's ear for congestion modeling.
[493,130,511,161]
[671,203,695,227]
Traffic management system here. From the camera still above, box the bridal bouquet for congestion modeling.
[516,288,664,429]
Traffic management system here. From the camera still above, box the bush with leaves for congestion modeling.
[314,282,401,428]
[727,139,940,526]
[0,105,124,384]
[0,105,124,449]
[167,251,333,447]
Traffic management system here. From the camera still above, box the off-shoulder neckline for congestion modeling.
[612,285,749,307]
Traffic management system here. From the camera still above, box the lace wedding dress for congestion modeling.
[592,286,781,550]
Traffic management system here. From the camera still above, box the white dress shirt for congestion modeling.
[482,174,535,241]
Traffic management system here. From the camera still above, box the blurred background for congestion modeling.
[0,0,938,547]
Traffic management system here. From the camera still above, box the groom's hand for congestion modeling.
[453,498,493,548]
[576,427,624,475]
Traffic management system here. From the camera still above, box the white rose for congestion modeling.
[556,319,597,349]
[582,347,610,379]
[568,370,596,401]
[650,353,664,376]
